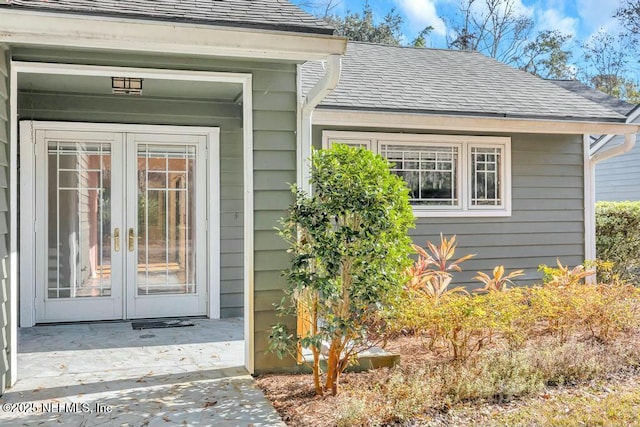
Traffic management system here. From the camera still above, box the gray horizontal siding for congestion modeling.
[596,131,640,201]
[314,126,585,289]
[0,46,9,394]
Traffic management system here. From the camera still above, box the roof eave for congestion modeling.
[0,9,347,61]
[0,5,336,36]
[312,108,639,136]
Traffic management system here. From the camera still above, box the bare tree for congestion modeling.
[294,0,340,19]
[616,0,640,41]
[447,0,534,64]
[580,29,640,101]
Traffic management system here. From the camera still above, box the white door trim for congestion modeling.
[11,61,255,384]
[125,131,212,319]
[20,121,220,323]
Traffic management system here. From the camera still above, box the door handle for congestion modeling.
[128,228,136,252]
[114,228,120,252]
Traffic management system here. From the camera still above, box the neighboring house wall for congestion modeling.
[314,126,585,286]
[12,48,297,371]
[0,46,10,393]
[595,131,640,201]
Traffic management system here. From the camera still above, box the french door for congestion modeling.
[27,124,212,323]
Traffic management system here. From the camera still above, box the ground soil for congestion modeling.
[256,335,640,427]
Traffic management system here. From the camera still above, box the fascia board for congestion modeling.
[313,109,640,136]
[0,10,347,61]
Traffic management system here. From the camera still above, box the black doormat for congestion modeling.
[132,320,195,330]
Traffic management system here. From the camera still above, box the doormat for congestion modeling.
[132,320,195,330]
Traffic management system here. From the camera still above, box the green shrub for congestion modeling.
[530,262,640,342]
[269,144,415,396]
[481,288,531,349]
[596,201,640,283]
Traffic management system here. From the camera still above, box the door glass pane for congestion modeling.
[137,144,196,295]
[47,141,112,298]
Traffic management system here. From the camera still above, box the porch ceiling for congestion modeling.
[19,73,243,101]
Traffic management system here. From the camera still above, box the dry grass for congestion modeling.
[257,333,640,427]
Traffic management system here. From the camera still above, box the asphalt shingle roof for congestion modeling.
[301,42,626,121]
[0,0,335,35]
[548,79,636,117]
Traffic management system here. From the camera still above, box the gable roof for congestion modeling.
[0,0,335,35]
[548,79,636,117]
[301,42,626,122]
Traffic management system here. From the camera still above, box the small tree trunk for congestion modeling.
[312,348,322,396]
[311,298,322,396]
[325,332,349,396]
[324,338,339,395]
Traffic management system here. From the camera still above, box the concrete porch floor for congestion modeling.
[0,318,285,426]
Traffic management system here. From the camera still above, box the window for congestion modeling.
[323,131,511,217]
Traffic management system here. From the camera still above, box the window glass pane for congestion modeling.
[471,146,502,206]
[47,141,112,299]
[381,144,459,206]
[137,144,197,295]
[329,140,370,149]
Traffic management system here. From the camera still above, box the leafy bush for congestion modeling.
[576,283,639,342]
[481,288,531,349]
[532,261,638,342]
[269,144,415,396]
[433,293,495,361]
[596,201,640,282]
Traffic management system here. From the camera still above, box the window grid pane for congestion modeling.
[47,141,112,299]
[137,144,197,295]
[471,146,502,206]
[381,144,459,206]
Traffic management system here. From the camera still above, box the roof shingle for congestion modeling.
[1,0,335,35]
[548,79,636,116]
[301,42,626,121]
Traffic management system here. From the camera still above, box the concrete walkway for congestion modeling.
[0,318,285,426]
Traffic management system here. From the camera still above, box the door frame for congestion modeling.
[11,62,255,384]
[20,120,220,327]
[20,121,220,324]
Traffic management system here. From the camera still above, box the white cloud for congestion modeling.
[575,0,621,35]
[394,0,447,36]
[536,7,578,37]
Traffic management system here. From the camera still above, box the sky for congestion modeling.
[300,0,624,49]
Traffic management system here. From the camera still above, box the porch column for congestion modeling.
[0,43,11,394]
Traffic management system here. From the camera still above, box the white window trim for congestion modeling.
[322,131,512,218]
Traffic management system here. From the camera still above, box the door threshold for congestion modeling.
[34,315,208,327]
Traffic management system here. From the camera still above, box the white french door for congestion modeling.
[125,132,208,319]
[25,123,214,323]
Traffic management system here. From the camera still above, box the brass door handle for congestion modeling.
[128,228,136,252]
[114,228,120,252]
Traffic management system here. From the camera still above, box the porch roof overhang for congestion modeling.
[312,108,640,136]
[0,9,347,62]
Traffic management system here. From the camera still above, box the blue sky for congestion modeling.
[301,0,624,48]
